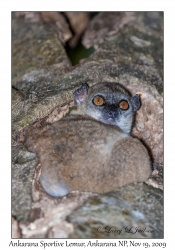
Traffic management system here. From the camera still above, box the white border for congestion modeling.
[1,0,174,248]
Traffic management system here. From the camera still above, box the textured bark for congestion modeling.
[64,12,90,48]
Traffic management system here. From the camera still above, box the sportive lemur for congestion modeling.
[25,82,152,197]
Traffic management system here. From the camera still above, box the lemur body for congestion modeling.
[25,82,151,197]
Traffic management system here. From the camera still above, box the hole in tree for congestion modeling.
[65,39,95,66]
[64,12,98,66]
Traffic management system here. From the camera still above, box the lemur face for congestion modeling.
[73,82,141,134]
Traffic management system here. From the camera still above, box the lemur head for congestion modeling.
[73,82,141,134]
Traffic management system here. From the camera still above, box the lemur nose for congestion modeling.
[109,111,116,118]
[108,105,117,118]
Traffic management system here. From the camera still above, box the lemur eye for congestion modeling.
[93,96,105,106]
[119,100,129,110]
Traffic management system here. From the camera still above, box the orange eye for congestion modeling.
[119,100,129,110]
[93,96,105,106]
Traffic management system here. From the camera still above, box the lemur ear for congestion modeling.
[131,94,141,112]
[73,83,89,105]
